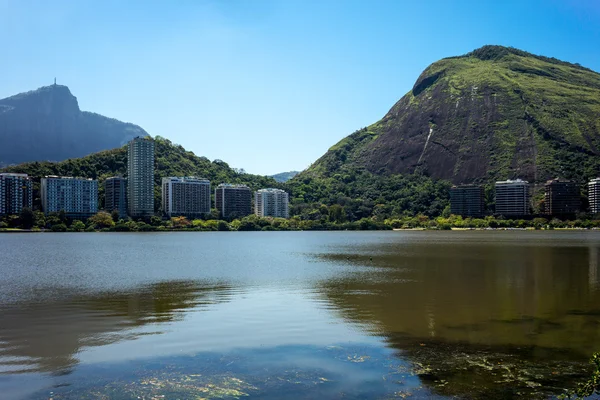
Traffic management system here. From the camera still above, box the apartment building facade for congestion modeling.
[162,177,211,219]
[544,179,580,217]
[41,176,98,217]
[495,179,530,217]
[0,173,33,215]
[589,178,600,215]
[215,184,252,219]
[255,188,289,218]
[105,177,127,218]
[127,137,155,218]
[449,185,485,218]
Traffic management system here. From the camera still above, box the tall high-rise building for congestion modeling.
[589,178,600,215]
[449,185,484,218]
[127,137,155,218]
[162,177,210,219]
[105,177,127,218]
[215,184,252,219]
[495,179,530,217]
[544,179,580,217]
[255,188,289,218]
[41,176,98,218]
[0,173,33,215]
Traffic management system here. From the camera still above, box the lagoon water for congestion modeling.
[1,231,599,399]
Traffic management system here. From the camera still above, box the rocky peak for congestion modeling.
[0,84,80,116]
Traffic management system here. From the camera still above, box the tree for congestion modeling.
[88,211,115,228]
[51,223,67,232]
[71,220,85,231]
[45,213,61,228]
[328,204,346,223]
[171,216,190,228]
[19,207,34,229]
[111,209,120,223]
[217,220,230,231]
[34,211,45,228]
[58,210,68,224]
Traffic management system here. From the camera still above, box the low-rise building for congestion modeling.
[544,179,580,217]
[0,173,33,215]
[255,188,289,218]
[41,176,98,218]
[495,179,530,217]
[105,177,127,218]
[162,177,210,219]
[449,185,484,218]
[215,184,252,220]
[589,178,600,215]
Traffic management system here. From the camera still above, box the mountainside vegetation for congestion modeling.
[0,136,278,212]
[0,84,148,166]
[301,45,600,185]
[287,45,600,220]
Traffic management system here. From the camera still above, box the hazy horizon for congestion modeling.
[1,0,599,175]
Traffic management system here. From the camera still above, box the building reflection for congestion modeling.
[590,244,599,288]
[0,280,234,375]
[316,237,600,397]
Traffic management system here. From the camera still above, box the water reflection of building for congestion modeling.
[590,245,599,288]
[316,236,600,398]
[0,281,233,375]
[317,237,600,356]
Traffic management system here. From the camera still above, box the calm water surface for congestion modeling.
[0,231,599,399]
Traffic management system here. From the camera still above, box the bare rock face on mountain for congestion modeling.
[0,84,148,166]
[304,46,600,185]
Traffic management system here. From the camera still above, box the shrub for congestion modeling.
[51,224,67,232]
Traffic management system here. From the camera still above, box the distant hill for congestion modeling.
[270,171,300,182]
[0,84,149,166]
[302,45,600,186]
[1,137,279,211]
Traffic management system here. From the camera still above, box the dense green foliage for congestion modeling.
[285,163,452,220]
[0,137,279,212]
[4,209,600,232]
[0,211,391,232]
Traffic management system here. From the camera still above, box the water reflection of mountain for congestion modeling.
[316,236,600,398]
[0,280,234,375]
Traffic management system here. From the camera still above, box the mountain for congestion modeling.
[0,84,148,166]
[270,171,300,182]
[0,136,278,211]
[303,45,600,186]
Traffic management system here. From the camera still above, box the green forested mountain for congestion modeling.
[302,45,600,185]
[286,45,600,219]
[0,137,278,211]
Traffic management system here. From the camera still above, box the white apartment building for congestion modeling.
[255,188,289,218]
[589,178,600,214]
[127,137,155,218]
[0,173,33,215]
[162,177,210,219]
[495,179,530,216]
[41,176,98,217]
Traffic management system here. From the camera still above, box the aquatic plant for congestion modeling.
[562,352,600,399]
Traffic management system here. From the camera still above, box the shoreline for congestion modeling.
[3,227,599,233]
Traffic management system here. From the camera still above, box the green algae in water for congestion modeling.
[39,345,428,400]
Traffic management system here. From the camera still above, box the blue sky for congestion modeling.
[1,0,599,175]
